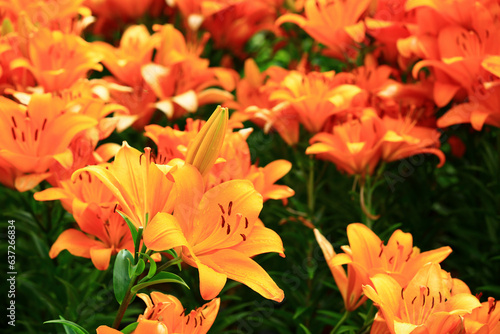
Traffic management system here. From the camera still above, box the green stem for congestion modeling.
[307,158,315,214]
[112,275,137,329]
[156,257,182,273]
[330,310,350,334]
[134,227,144,263]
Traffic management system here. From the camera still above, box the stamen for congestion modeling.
[199,315,203,326]
[489,298,497,315]
[11,116,17,127]
[34,129,39,141]
[240,234,246,241]
[411,296,417,305]
[179,308,186,316]
[221,215,225,228]
[186,315,190,325]
[201,311,206,319]
[227,224,231,235]
[401,288,404,300]
[42,118,48,130]
[79,174,83,180]
[439,292,442,303]
[139,153,144,165]
[114,203,118,213]
[21,131,25,142]
[422,295,426,306]
[427,287,430,296]
[431,297,435,309]
[194,317,197,328]
[11,128,16,140]
[218,203,225,214]
[406,248,413,261]
[228,201,233,216]
[245,217,249,229]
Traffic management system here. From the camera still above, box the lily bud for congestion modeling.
[185,105,228,176]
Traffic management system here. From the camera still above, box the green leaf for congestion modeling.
[117,211,138,246]
[121,322,139,334]
[129,258,146,278]
[138,253,157,283]
[299,324,312,334]
[163,249,182,271]
[114,249,134,304]
[44,318,89,334]
[131,272,189,294]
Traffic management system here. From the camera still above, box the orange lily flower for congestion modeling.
[142,24,236,120]
[269,70,363,133]
[380,115,445,167]
[437,84,500,130]
[93,25,159,130]
[0,93,97,191]
[276,0,370,59]
[331,223,452,287]
[144,163,285,302]
[314,229,368,311]
[306,109,384,176]
[463,297,500,334]
[246,160,295,203]
[363,263,481,334]
[72,142,175,229]
[50,207,134,270]
[0,32,36,94]
[97,292,220,334]
[11,28,103,92]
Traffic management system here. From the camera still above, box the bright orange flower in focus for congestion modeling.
[331,223,452,287]
[363,263,481,334]
[11,28,103,92]
[276,0,370,59]
[50,207,134,270]
[72,142,175,229]
[0,93,97,191]
[144,164,285,302]
[463,297,500,334]
[314,229,368,311]
[97,292,220,334]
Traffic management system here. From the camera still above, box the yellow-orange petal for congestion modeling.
[143,213,189,251]
[90,247,113,270]
[49,229,101,259]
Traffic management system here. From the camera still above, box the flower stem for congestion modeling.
[112,275,137,329]
[156,257,182,273]
[330,310,350,334]
[307,157,315,214]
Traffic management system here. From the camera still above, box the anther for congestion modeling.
[439,292,442,303]
[42,118,47,130]
[21,131,25,142]
[401,288,404,300]
[240,234,246,241]
[422,295,426,306]
[427,287,430,296]
[227,224,231,235]
[114,203,118,213]
[194,317,197,328]
[431,297,435,308]
[11,116,16,127]
[139,153,144,165]
[200,315,203,326]
[218,203,225,214]
[79,174,83,181]
[11,128,16,140]
[411,296,417,305]
[245,217,249,229]
[221,215,225,228]
[35,129,39,141]
[186,315,190,325]
[228,201,233,216]
[179,307,186,316]
[406,248,413,261]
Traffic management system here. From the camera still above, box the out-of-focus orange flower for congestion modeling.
[314,229,368,311]
[50,207,134,270]
[437,84,500,130]
[97,292,220,334]
[0,0,91,32]
[0,93,97,191]
[94,25,159,130]
[363,263,481,334]
[269,70,363,133]
[331,223,452,287]
[463,297,500,334]
[0,33,36,93]
[306,109,384,176]
[380,115,445,167]
[276,0,370,59]
[11,28,103,92]
[144,163,285,302]
[141,24,235,121]
[447,135,466,158]
[72,142,175,229]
